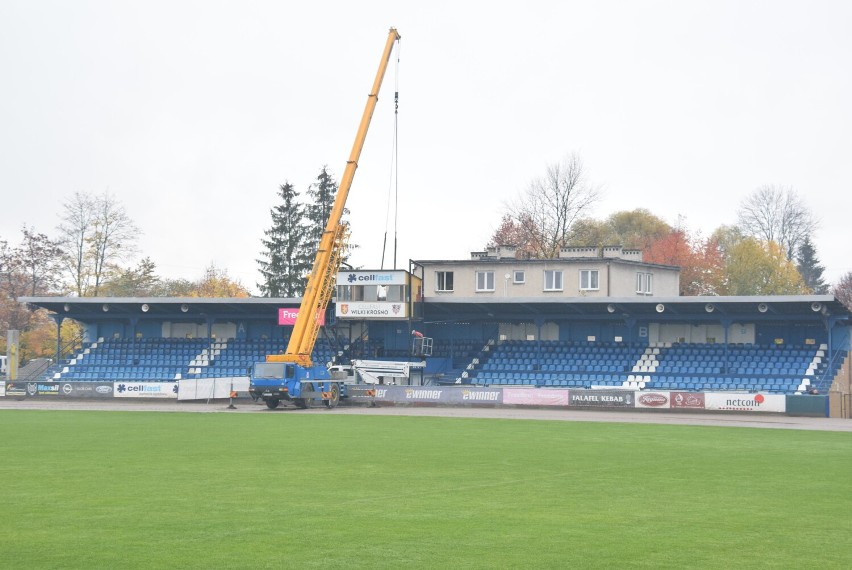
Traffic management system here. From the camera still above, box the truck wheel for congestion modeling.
[324,383,340,409]
[294,383,313,409]
[266,398,280,410]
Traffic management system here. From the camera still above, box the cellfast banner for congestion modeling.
[114,382,178,399]
[336,271,407,286]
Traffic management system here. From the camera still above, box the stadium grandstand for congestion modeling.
[5,248,850,416]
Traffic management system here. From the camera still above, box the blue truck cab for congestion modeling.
[249,361,341,409]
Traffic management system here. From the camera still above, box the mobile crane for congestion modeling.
[250,28,401,410]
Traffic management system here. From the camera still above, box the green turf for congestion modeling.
[1,410,850,569]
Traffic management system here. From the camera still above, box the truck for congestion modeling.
[249,28,403,410]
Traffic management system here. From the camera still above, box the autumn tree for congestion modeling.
[724,238,807,295]
[188,264,251,298]
[1,227,64,332]
[494,152,600,258]
[486,213,535,258]
[644,228,725,296]
[833,272,852,310]
[257,182,312,297]
[737,185,817,261]
[562,210,671,251]
[795,237,828,294]
[98,257,161,297]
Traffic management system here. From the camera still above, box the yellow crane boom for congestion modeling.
[268,27,401,368]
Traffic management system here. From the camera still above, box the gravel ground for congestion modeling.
[2,397,851,432]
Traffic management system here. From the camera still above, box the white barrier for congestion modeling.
[177,377,250,400]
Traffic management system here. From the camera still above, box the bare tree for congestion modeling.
[57,191,139,296]
[502,152,600,258]
[737,185,817,261]
[57,191,95,296]
[89,192,139,295]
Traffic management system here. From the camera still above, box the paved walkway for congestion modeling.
[2,397,851,432]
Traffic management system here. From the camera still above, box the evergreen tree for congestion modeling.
[257,182,312,297]
[304,165,354,265]
[796,236,828,294]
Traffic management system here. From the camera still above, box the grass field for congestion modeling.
[1,410,850,569]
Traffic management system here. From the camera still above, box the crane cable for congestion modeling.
[380,38,401,270]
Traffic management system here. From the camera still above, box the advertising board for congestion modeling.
[568,390,634,408]
[335,302,407,319]
[114,382,178,399]
[278,308,325,326]
[9,382,62,397]
[503,388,569,406]
[370,386,502,405]
[0,381,5,397]
[58,382,115,398]
[634,392,671,409]
[670,392,705,409]
[336,271,407,286]
[704,392,785,413]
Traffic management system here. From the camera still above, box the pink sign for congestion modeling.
[278,308,326,326]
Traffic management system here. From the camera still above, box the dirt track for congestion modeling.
[2,397,851,432]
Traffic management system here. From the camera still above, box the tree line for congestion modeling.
[488,152,851,301]
[3,157,851,362]
[1,191,250,361]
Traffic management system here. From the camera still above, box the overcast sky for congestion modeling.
[1,1,850,295]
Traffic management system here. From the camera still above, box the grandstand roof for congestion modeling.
[19,294,851,325]
[18,296,300,320]
[419,295,852,323]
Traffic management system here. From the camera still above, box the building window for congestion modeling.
[636,272,653,295]
[476,270,495,292]
[513,270,525,284]
[436,271,454,292]
[544,270,563,291]
[579,269,599,291]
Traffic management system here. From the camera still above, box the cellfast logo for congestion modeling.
[348,273,394,283]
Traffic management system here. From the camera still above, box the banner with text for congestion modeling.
[58,382,115,398]
[114,382,178,399]
[704,392,785,413]
[336,302,407,319]
[336,271,408,286]
[634,392,671,409]
[6,381,62,397]
[278,308,325,326]
[569,389,634,408]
